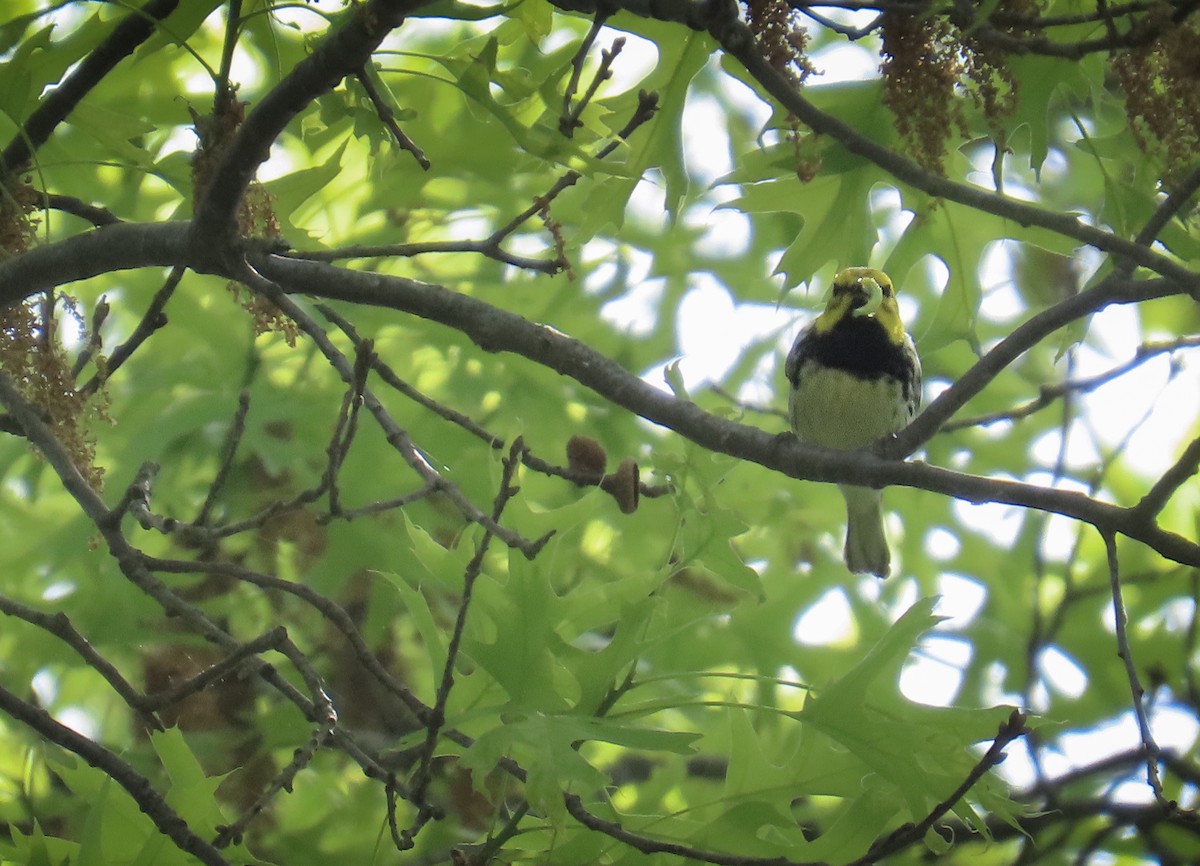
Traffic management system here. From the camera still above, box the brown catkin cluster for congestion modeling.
[744,0,817,86]
[191,96,297,345]
[1,177,105,487]
[880,11,1019,174]
[744,0,817,179]
[1112,11,1200,188]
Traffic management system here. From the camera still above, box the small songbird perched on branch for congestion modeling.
[785,267,921,578]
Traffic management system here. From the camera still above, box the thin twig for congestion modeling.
[285,238,562,273]
[214,0,244,114]
[141,627,285,713]
[290,88,660,275]
[1133,433,1200,521]
[69,294,110,377]
[561,13,610,136]
[0,594,161,731]
[325,339,374,517]
[81,266,184,396]
[195,390,252,526]
[213,629,338,848]
[858,710,1029,864]
[1102,531,1168,805]
[943,336,1200,432]
[316,303,504,447]
[400,438,528,849]
[0,684,230,866]
[355,65,431,169]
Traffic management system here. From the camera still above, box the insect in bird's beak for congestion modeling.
[851,277,884,318]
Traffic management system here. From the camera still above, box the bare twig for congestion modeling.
[290,87,660,275]
[0,684,230,866]
[316,303,504,448]
[81,266,185,396]
[325,339,374,516]
[561,28,624,137]
[399,438,528,849]
[315,482,439,523]
[285,238,563,273]
[212,629,338,848]
[1133,434,1200,521]
[859,710,1029,864]
[561,13,610,136]
[69,294,110,377]
[0,594,161,731]
[1103,531,1168,805]
[195,390,253,526]
[943,337,1200,433]
[355,65,431,169]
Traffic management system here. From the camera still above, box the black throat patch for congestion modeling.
[789,316,913,384]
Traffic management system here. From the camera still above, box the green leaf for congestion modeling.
[74,776,111,866]
[151,728,226,838]
[264,140,348,229]
[464,551,575,711]
[375,568,449,677]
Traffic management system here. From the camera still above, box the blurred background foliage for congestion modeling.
[0,1,1199,864]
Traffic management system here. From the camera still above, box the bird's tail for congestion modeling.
[838,484,891,578]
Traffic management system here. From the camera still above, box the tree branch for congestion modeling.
[3,220,1197,566]
[0,594,161,731]
[0,684,230,866]
[890,275,1184,455]
[0,0,182,178]
[549,0,1200,292]
[1103,532,1169,805]
[190,0,431,246]
[255,254,1200,567]
[0,221,191,309]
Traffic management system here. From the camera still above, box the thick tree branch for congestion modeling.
[190,0,431,246]
[2,220,1196,566]
[549,0,1200,293]
[0,0,182,178]
[0,221,191,309]
[254,255,1200,567]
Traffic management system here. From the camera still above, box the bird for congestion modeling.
[784,267,921,578]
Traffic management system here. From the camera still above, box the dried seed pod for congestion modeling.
[566,434,608,479]
[600,459,639,514]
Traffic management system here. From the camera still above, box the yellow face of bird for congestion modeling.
[813,267,907,345]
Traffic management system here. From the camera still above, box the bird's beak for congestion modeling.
[850,277,884,318]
